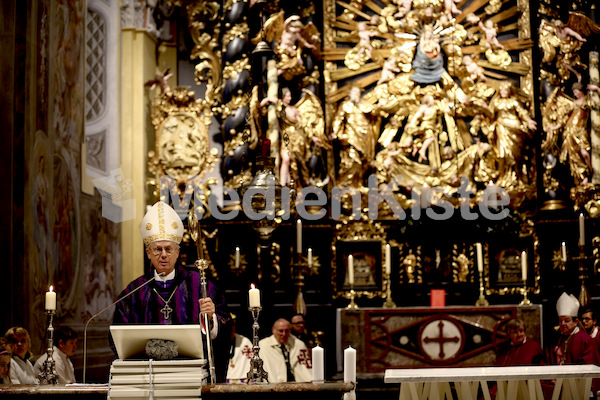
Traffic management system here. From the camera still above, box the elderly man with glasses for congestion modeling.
[112,201,231,381]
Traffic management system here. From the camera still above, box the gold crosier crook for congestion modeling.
[189,209,217,384]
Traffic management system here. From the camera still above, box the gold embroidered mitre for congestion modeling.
[140,201,184,247]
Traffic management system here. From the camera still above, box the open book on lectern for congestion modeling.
[110,325,205,360]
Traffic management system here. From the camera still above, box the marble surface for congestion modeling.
[0,381,355,395]
[384,364,600,383]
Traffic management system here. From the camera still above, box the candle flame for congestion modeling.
[250,283,255,289]
[49,285,54,292]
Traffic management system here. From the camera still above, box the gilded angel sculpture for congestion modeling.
[253,12,320,81]
[331,86,381,188]
[484,83,537,187]
[344,20,380,70]
[543,83,600,186]
[539,12,600,84]
[259,88,329,188]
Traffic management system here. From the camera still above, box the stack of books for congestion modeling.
[108,359,207,400]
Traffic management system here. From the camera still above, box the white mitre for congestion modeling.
[140,201,184,247]
[556,292,579,317]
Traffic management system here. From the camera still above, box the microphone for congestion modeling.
[83,272,166,383]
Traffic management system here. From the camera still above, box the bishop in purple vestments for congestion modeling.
[111,201,231,382]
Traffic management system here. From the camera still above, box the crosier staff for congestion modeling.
[189,210,217,385]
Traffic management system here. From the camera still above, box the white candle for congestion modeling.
[476,243,483,273]
[348,255,354,286]
[344,346,356,383]
[521,251,527,282]
[561,242,567,262]
[235,246,240,268]
[249,284,261,308]
[579,213,585,246]
[45,286,56,311]
[308,248,313,268]
[385,244,391,276]
[312,345,324,382]
[297,219,302,254]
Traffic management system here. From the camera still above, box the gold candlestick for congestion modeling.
[475,270,489,306]
[346,286,358,310]
[519,281,531,305]
[382,274,396,308]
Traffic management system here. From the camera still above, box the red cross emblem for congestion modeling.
[241,345,253,359]
[298,349,312,368]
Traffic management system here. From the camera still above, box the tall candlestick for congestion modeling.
[344,346,356,383]
[235,247,240,268]
[385,244,391,276]
[521,251,527,281]
[249,284,261,308]
[308,248,313,268]
[348,255,354,286]
[579,213,585,246]
[476,243,483,273]
[312,345,324,382]
[45,286,56,311]
[296,219,302,254]
[561,242,567,262]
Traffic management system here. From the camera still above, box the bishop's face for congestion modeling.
[146,240,180,275]
[558,316,578,335]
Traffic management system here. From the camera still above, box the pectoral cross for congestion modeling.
[160,304,173,320]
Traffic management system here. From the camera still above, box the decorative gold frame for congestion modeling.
[483,221,541,295]
[331,218,386,299]
[148,87,218,213]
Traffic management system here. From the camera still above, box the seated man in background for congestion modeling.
[34,326,78,384]
[4,327,38,384]
[290,314,315,349]
[495,318,544,366]
[581,307,600,346]
[259,318,311,382]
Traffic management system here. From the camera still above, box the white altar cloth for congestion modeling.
[384,364,600,400]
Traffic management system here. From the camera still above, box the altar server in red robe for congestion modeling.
[495,318,545,366]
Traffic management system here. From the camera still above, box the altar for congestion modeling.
[0,382,355,400]
[336,305,542,377]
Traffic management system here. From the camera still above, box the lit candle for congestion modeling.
[297,219,302,254]
[249,284,261,308]
[308,248,313,268]
[344,346,356,383]
[45,286,56,311]
[521,251,527,282]
[312,345,324,382]
[579,213,585,246]
[385,244,391,276]
[476,243,483,273]
[561,242,567,262]
[348,255,354,286]
[487,181,498,209]
[235,246,240,268]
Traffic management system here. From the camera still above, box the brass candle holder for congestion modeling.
[475,269,489,307]
[346,286,359,310]
[519,281,531,305]
[382,273,396,308]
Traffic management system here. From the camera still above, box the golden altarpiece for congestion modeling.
[141,0,600,372]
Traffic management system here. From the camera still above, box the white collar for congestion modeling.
[154,269,176,282]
